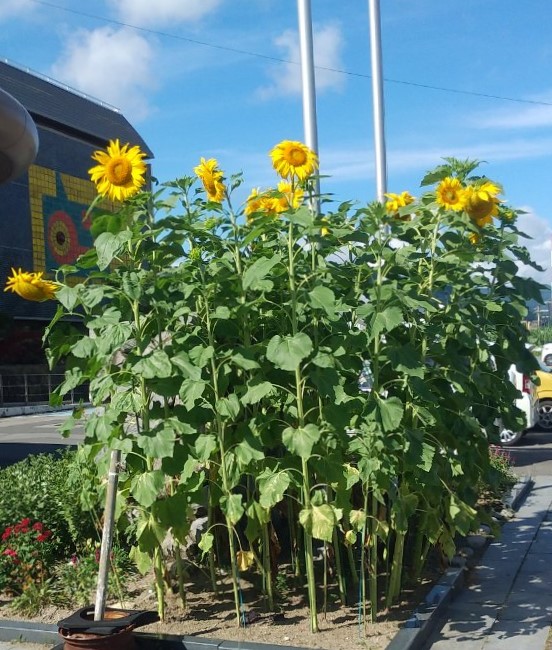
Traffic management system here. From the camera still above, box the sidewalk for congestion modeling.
[422,475,552,649]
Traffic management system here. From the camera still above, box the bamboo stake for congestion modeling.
[94,448,121,621]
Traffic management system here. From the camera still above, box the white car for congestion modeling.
[541,343,552,368]
[498,364,538,446]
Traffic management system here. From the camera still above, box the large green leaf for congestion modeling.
[241,379,275,405]
[137,425,175,459]
[299,504,342,542]
[258,469,290,509]
[367,396,404,432]
[133,350,173,378]
[308,286,337,318]
[95,230,132,270]
[242,254,281,291]
[194,433,217,461]
[220,493,244,525]
[370,306,403,340]
[131,471,165,508]
[266,333,313,371]
[282,424,321,459]
[179,378,207,410]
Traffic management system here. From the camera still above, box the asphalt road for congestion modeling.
[0,410,85,467]
[509,426,552,476]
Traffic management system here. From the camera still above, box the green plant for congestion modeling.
[0,451,99,554]
[486,445,517,494]
[53,540,132,607]
[0,518,55,596]
[38,143,543,633]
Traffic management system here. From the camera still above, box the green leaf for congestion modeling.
[282,424,321,459]
[241,379,274,405]
[308,286,337,317]
[258,469,290,509]
[235,437,265,467]
[349,509,367,532]
[299,504,342,542]
[129,545,152,574]
[266,333,313,371]
[195,433,218,461]
[370,306,403,340]
[198,531,214,557]
[133,350,173,378]
[419,442,436,472]
[179,378,206,410]
[220,493,244,525]
[189,345,214,368]
[216,394,241,419]
[367,396,404,432]
[121,271,142,300]
[131,471,165,508]
[55,285,80,311]
[242,254,281,291]
[137,426,175,459]
[95,230,132,270]
[70,337,97,359]
[231,350,260,370]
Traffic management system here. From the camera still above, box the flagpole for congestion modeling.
[297,0,320,210]
[368,0,388,202]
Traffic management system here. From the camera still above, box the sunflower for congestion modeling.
[435,177,466,212]
[464,181,501,226]
[385,191,414,220]
[194,157,226,203]
[270,140,318,181]
[274,181,304,212]
[4,268,58,302]
[89,139,147,202]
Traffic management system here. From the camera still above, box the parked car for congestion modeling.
[498,364,538,446]
[541,343,552,369]
[535,357,552,430]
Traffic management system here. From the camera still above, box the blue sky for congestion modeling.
[2,0,552,284]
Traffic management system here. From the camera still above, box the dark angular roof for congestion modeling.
[0,59,153,158]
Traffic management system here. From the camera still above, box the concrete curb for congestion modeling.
[0,404,78,418]
[386,474,533,650]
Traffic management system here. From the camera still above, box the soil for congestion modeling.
[0,560,442,650]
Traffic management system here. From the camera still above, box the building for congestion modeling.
[0,60,152,402]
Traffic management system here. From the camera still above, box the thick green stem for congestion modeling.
[333,528,347,606]
[386,529,406,608]
[369,492,378,623]
[153,545,166,621]
[262,522,275,610]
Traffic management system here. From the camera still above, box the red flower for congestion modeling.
[2,548,17,558]
[1,526,13,541]
[20,518,31,526]
[36,531,52,543]
[32,522,43,532]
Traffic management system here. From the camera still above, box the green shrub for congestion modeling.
[0,451,98,554]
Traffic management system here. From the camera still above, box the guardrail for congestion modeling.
[0,373,89,406]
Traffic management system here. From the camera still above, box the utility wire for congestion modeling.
[30,0,552,108]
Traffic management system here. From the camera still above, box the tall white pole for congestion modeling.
[297,0,320,207]
[368,0,388,202]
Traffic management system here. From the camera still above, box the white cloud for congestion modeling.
[258,23,345,99]
[50,27,156,122]
[515,208,552,281]
[469,91,552,129]
[320,137,552,183]
[106,0,223,27]
[0,0,33,21]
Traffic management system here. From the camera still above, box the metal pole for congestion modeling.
[368,0,388,202]
[94,448,121,620]
[297,0,320,209]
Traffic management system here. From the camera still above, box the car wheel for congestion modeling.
[499,428,523,446]
[537,399,552,430]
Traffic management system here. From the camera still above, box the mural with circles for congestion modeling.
[28,165,112,277]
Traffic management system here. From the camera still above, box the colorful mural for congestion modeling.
[28,165,100,274]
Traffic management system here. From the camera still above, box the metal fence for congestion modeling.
[0,373,89,406]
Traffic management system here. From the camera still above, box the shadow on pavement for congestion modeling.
[0,442,76,467]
